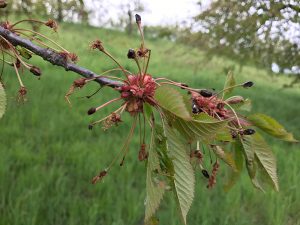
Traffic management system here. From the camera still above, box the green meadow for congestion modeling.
[0,23,299,225]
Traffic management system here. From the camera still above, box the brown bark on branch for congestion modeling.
[0,26,123,88]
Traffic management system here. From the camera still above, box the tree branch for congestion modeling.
[0,26,123,87]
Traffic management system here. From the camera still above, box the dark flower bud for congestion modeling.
[15,59,21,69]
[127,49,136,59]
[192,104,200,114]
[243,128,255,135]
[201,169,210,179]
[180,83,189,89]
[30,66,42,76]
[88,124,93,130]
[243,81,254,88]
[87,107,96,115]
[135,14,141,23]
[0,1,7,8]
[199,89,213,97]
[119,156,125,166]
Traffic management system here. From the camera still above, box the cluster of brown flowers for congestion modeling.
[102,113,122,130]
[91,170,108,184]
[138,143,148,161]
[80,14,258,187]
[58,51,79,63]
[0,0,7,8]
[191,91,229,119]
[44,19,58,32]
[119,74,156,115]
[207,160,220,189]
[0,18,77,101]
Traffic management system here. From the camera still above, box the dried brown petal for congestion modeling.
[90,40,104,51]
[91,170,107,184]
[45,19,58,32]
[73,78,86,88]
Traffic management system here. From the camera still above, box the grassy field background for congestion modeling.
[0,22,300,225]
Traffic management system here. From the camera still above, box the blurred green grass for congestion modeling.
[0,22,299,225]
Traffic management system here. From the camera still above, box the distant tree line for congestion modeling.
[145,0,300,86]
[2,0,299,86]
[186,0,300,85]
[1,0,146,35]
[1,0,89,23]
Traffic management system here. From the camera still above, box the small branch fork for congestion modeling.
[0,26,123,88]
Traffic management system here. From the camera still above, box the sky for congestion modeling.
[85,0,210,27]
[83,0,299,73]
[134,0,200,26]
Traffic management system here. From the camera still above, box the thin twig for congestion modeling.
[0,26,123,88]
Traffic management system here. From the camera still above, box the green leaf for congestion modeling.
[167,112,229,142]
[155,86,192,120]
[143,102,153,123]
[145,217,159,225]
[240,135,261,190]
[253,134,279,191]
[154,125,173,174]
[211,145,237,171]
[248,113,298,142]
[164,123,195,225]
[241,133,279,191]
[145,126,165,222]
[215,127,233,142]
[224,140,244,191]
[0,82,6,120]
[222,70,236,98]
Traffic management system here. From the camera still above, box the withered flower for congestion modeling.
[90,39,104,51]
[45,19,58,32]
